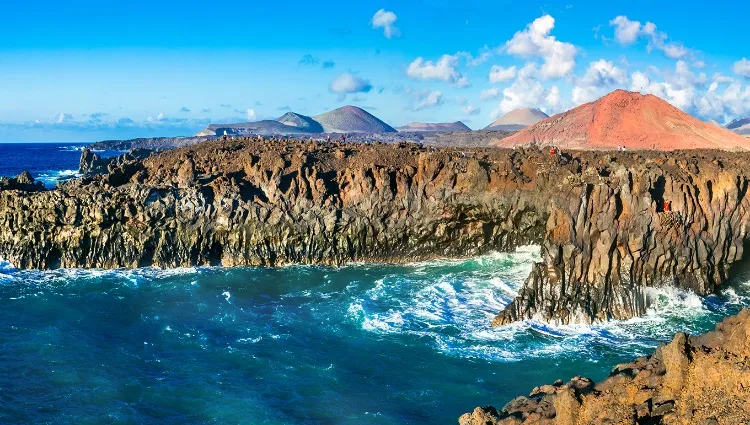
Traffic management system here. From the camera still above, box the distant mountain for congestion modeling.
[727,118,750,135]
[196,120,317,137]
[313,106,397,133]
[276,112,323,133]
[493,90,750,151]
[398,121,471,132]
[196,106,396,136]
[484,108,549,131]
[89,136,213,151]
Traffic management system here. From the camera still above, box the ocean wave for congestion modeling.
[351,248,750,363]
[35,169,81,187]
[57,145,88,152]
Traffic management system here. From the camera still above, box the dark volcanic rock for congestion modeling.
[460,309,750,425]
[0,172,46,192]
[2,139,750,328]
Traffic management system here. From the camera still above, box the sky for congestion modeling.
[1,0,748,142]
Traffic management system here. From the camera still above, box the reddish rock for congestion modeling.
[493,90,750,151]
[462,310,750,424]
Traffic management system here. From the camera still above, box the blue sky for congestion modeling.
[1,0,748,141]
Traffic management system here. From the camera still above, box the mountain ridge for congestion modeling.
[493,90,750,151]
[398,121,471,132]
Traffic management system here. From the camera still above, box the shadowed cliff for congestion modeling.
[2,138,750,326]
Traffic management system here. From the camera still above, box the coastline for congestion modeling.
[3,138,750,327]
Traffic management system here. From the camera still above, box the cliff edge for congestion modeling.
[2,139,750,326]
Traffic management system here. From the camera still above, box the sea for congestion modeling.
[1,142,749,424]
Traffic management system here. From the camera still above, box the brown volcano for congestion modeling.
[492,89,750,151]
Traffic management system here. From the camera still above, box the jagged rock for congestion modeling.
[0,171,45,192]
[460,309,750,424]
[2,138,750,327]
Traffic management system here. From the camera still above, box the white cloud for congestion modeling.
[246,109,257,121]
[572,59,629,105]
[406,54,462,83]
[480,87,501,101]
[608,16,691,59]
[629,61,727,116]
[56,113,73,124]
[372,9,400,39]
[147,112,165,123]
[455,76,470,88]
[610,16,641,45]
[458,48,493,67]
[329,73,373,96]
[546,86,562,111]
[734,58,750,78]
[488,65,517,83]
[491,64,561,116]
[410,90,443,111]
[504,15,577,79]
[695,75,750,120]
[462,105,481,116]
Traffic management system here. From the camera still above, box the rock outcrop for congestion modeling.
[2,138,750,327]
[0,171,46,192]
[460,309,750,425]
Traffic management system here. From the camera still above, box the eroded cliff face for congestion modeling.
[496,154,750,325]
[1,139,548,269]
[460,309,750,425]
[2,138,750,326]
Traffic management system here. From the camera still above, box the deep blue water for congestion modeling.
[1,143,749,424]
[0,142,122,188]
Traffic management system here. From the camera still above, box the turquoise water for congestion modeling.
[1,248,748,424]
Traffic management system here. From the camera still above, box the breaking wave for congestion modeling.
[347,246,750,362]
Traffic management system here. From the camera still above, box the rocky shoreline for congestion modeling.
[1,138,750,326]
[461,308,750,425]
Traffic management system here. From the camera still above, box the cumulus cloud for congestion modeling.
[734,58,750,78]
[610,16,641,44]
[406,54,462,83]
[627,61,749,121]
[480,87,501,101]
[246,109,257,121]
[372,9,400,39]
[489,65,517,83]
[455,76,470,88]
[695,75,750,120]
[503,15,577,79]
[322,59,336,69]
[608,16,691,59]
[329,73,373,99]
[462,105,481,116]
[546,86,562,111]
[179,107,191,113]
[491,64,562,116]
[410,90,443,111]
[572,59,629,105]
[457,48,493,67]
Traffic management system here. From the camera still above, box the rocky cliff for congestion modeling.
[2,138,750,326]
[460,308,750,425]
